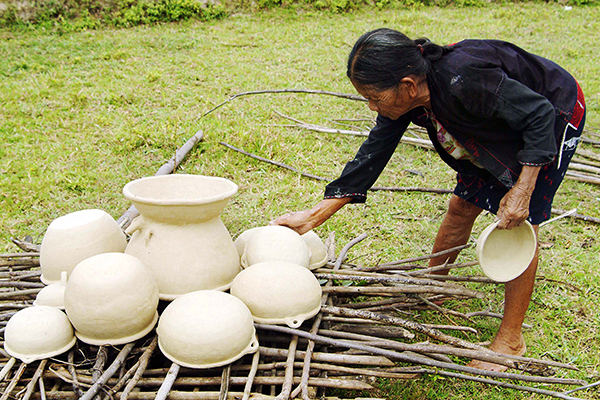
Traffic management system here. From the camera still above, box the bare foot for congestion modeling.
[467,334,526,372]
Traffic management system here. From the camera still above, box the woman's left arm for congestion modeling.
[497,165,541,229]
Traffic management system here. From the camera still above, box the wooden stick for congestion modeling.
[220,142,454,195]
[0,252,41,258]
[117,130,204,229]
[200,89,366,120]
[313,272,450,288]
[120,336,158,400]
[218,365,231,400]
[10,237,40,253]
[565,170,600,185]
[0,259,40,267]
[0,361,27,400]
[38,377,47,400]
[22,359,48,400]
[0,288,41,299]
[91,345,108,400]
[275,336,297,400]
[154,363,180,400]
[258,346,395,366]
[255,324,585,386]
[0,281,44,289]
[79,342,136,400]
[67,348,84,397]
[419,369,586,400]
[321,284,483,298]
[405,261,478,276]
[552,208,600,224]
[0,357,16,381]
[575,147,600,162]
[364,243,472,270]
[322,305,486,351]
[241,350,260,400]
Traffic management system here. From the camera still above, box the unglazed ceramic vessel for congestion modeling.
[157,290,259,369]
[231,261,322,328]
[124,175,241,300]
[234,226,266,257]
[34,271,67,309]
[301,231,328,270]
[4,306,76,363]
[241,226,310,269]
[64,253,159,345]
[476,221,537,282]
[40,209,127,284]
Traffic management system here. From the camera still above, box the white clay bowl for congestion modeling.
[64,253,159,345]
[476,220,537,282]
[157,290,258,369]
[40,209,127,284]
[34,271,68,309]
[231,261,322,328]
[4,306,76,363]
[241,226,310,269]
[234,227,267,257]
[301,231,328,270]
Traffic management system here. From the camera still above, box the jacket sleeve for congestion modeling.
[324,114,409,203]
[458,66,557,166]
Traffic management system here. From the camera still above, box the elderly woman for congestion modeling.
[273,28,586,371]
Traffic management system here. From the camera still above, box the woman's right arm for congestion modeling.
[270,197,352,235]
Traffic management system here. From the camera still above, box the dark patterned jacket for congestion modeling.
[324,39,585,203]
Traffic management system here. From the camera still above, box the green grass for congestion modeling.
[1,4,600,399]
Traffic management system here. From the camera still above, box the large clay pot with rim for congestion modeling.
[123,174,241,300]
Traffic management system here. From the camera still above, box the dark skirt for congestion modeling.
[453,111,586,225]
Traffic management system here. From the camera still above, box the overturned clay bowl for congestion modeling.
[301,230,328,270]
[40,209,127,284]
[4,306,76,364]
[233,227,266,257]
[241,226,310,269]
[64,253,159,346]
[231,261,322,328]
[157,290,258,369]
[476,220,537,282]
[34,271,68,309]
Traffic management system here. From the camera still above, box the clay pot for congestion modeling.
[241,226,310,269]
[157,290,258,369]
[301,231,328,270]
[233,227,266,257]
[4,306,76,363]
[124,175,241,300]
[231,261,322,328]
[34,271,67,309]
[64,253,159,345]
[40,209,127,284]
[476,221,537,282]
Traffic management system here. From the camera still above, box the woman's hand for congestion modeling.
[270,197,352,235]
[497,165,541,229]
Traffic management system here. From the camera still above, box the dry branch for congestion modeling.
[119,336,158,400]
[117,130,204,229]
[0,361,27,400]
[79,343,136,400]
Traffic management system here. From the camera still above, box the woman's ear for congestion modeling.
[400,77,419,97]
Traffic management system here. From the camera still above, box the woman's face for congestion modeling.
[351,80,423,120]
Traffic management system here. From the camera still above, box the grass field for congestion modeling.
[1,3,599,399]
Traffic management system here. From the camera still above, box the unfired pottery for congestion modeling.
[40,209,127,284]
[64,253,159,345]
[301,231,328,270]
[241,226,310,269]
[234,226,266,257]
[123,175,241,300]
[34,271,67,309]
[476,220,537,282]
[157,290,259,369]
[230,261,322,328]
[4,306,76,364]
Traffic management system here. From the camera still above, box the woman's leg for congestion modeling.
[467,225,539,371]
[428,194,483,273]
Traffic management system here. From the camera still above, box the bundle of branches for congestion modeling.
[0,232,592,400]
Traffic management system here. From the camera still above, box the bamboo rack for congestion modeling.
[0,233,590,400]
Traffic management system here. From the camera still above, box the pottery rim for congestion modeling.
[158,330,259,369]
[475,220,537,282]
[252,303,322,329]
[5,335,76,364]
[123,175,238,206]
